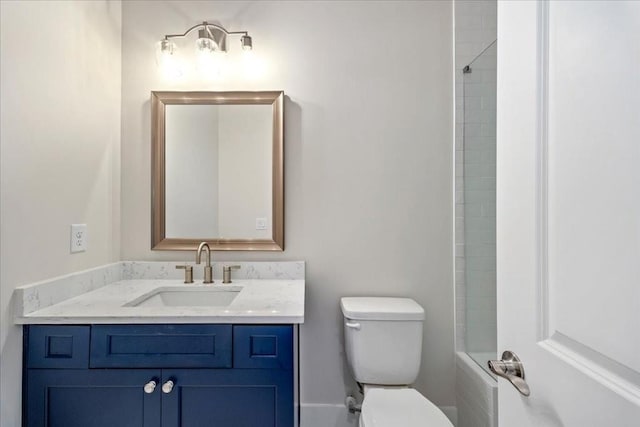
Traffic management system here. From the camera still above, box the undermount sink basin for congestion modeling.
[125,286,241,308]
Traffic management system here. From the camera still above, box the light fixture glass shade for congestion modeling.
[241,35,253,50]
[159,39,175,55]
[156,39,183,79]
[196,36,217,53]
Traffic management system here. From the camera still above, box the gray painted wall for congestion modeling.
[0,1,122,424]
[120,0,455,409]
[0,2,455,425]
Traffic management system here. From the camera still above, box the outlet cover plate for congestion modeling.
[70,224,87,253]
[255,217,268,230]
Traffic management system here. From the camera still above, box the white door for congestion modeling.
[496,1,640,425]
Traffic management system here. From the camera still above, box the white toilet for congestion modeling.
[341,297,453,427]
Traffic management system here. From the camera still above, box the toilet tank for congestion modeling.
[340,297,425,385]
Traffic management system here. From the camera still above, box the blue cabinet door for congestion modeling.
[161,369,294,427]
[25,369,161,427]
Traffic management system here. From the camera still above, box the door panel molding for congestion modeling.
[540,333,640,405]
[534,0,640,404]
[535,0,551,343]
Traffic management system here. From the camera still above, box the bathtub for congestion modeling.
[455,352,498,427]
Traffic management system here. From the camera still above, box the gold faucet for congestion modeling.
[196,242,213,284]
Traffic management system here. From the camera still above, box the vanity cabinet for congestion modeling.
[23,324,294,427]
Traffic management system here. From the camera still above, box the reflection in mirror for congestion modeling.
[165,105,272,239]
[152,91,283,251]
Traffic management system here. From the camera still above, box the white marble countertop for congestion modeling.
[15,278,305,324]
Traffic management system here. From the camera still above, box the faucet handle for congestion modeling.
[175,265,193,284]
[222,265,241,284]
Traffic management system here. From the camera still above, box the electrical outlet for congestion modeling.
[255,217,268,230]
[70,224,87,253]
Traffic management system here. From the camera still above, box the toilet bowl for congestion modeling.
[359,388,453,427]
[341,297,453,427]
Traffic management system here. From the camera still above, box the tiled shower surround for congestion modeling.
[454,1,498,426]
[462,42,497,357]
[454,0,497,359]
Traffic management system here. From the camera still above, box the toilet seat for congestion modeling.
[360,388,453,427]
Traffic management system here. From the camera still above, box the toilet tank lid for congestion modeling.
[340,297,424,321]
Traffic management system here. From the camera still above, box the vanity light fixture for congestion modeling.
[157,21,253,78]
[160,21,252,55]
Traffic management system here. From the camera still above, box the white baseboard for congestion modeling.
[300,404,359,427]
[300,403,458,427]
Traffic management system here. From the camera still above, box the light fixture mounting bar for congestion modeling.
[163,22,248,41]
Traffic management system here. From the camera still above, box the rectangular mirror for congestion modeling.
[151,91,284,251]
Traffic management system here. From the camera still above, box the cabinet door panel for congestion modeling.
[162,369,293,427]
[25,369,161,427]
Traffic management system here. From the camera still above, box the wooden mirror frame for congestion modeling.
[151,91,284,251]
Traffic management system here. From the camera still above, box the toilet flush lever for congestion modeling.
[345,321,361,330]
[488,351,530,396]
